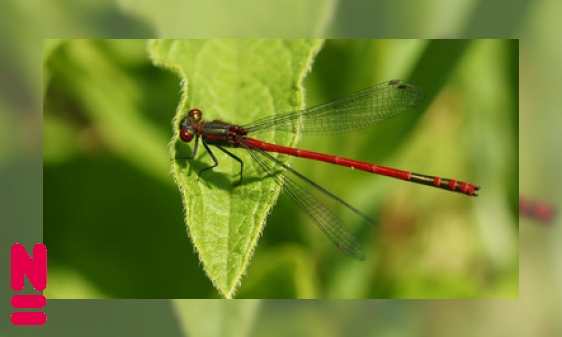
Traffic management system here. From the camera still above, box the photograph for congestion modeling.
[2,0,561,335]
[43,39,517,299]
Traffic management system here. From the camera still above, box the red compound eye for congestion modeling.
[188,108,202,121]
[180,128,194,142]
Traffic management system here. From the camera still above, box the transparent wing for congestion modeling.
[244,80,424,135]
[242,139,373,260]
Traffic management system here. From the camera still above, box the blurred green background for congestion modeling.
[42,39,517,299]
[1,0,560,335]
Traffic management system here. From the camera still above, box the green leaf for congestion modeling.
[173,299,260,337]
[149,40,323,298]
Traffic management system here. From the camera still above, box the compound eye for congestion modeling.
[188,108,202,121]
[180,128,194,142]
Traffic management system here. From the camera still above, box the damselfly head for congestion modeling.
[179,109,201,143]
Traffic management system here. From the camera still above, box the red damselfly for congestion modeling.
[177,80,480,260]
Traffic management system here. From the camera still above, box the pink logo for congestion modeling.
[10,243,47,325]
